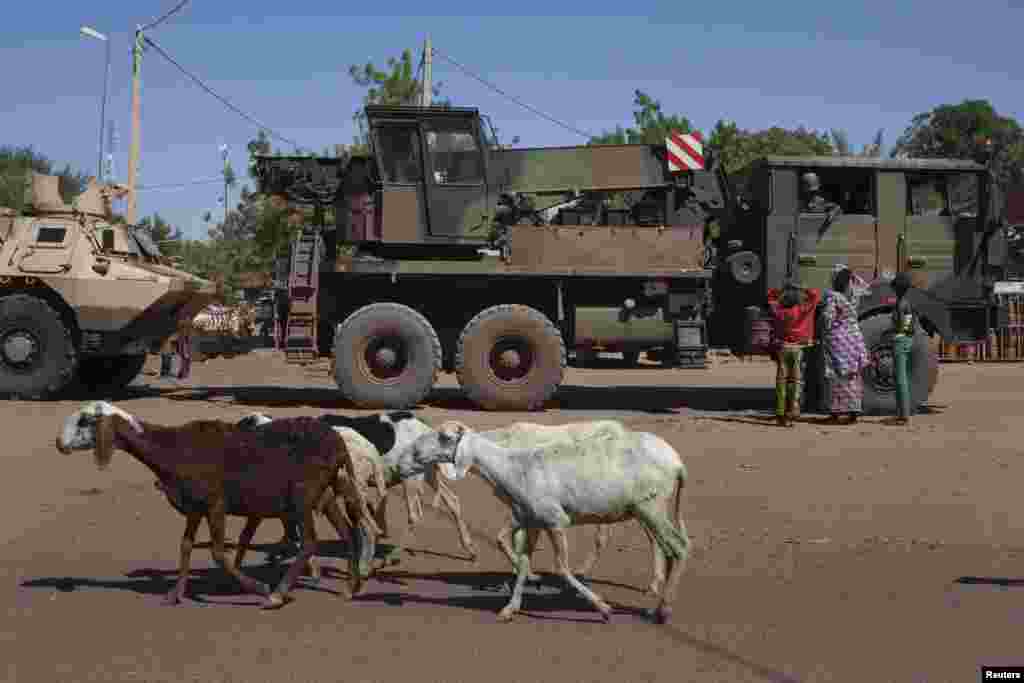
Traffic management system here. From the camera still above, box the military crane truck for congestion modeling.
[253,104,1012,414]
[0,173,217,399]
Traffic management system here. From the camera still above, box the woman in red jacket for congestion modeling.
[767,283,822,427]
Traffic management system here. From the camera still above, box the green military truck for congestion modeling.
[254,104,1013,414]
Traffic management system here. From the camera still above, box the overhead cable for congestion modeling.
[140,0,191,31]
[431,48,595,139]
[138,177,223,190]
[142,35,302,149]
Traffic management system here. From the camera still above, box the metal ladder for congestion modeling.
[283,228,321,364]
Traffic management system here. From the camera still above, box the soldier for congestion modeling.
[801,172,835,214]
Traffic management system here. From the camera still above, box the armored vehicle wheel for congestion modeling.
[0,294,77,399]
[333,303,441,408]
[859,314,936,416]
[74,354,147,394]
[456,304,566,411]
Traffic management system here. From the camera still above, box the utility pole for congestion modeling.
[421,36,432,107]
[126,26,144,224]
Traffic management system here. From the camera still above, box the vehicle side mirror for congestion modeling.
[101,229,115,251]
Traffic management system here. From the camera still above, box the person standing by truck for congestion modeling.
[767,283,822,427]
[889,272,916,425]
[821,267,869,423]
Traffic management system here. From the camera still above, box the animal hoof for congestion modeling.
[654,605,672,624]
[497,609,516,622]
[162,592,182,606]
[261,593,286,610]
[599,608,613,623]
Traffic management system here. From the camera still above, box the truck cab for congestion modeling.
[715,155,1005,413]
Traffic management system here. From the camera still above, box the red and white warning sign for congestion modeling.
[666,130,704,172]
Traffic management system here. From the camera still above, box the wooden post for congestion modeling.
[126,27,144,225]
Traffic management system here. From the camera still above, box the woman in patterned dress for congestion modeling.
[822,267,869,423]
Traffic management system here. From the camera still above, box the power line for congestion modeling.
[138,177,223,190]
[431,48,595,140]
[140,0,191,31]
[142,35,302,149]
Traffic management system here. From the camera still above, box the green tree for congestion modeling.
[347,48,448,154]
[830,128,885,157]
[0,145,89,212]
[890,99,1024,190]
[706,119,833,192]
[590,90,693,145]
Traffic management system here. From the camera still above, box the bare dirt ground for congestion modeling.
[2,351,1023,682]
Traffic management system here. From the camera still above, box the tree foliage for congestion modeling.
[0,145,90,212]
[347,48,448,155]
[890,99,1024,190]
[590,90,693,145]
[707,120,833,178]
[830,128,884,157]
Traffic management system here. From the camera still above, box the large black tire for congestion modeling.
[74,354,147,395]
[333,303,441,409]
[0,294,77,399]
[456,304,566,411]
[859,314,936,416]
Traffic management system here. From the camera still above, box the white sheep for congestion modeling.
[476,420,670,596]
[398,421,690,624]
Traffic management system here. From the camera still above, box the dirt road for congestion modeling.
[2,352,1022,682]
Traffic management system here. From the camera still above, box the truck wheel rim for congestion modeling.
[866,344,897,393]
[1,330,40,369]
[360,335,408,383]
[488,336,534,383]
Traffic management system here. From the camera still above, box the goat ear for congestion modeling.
[94,415,116,470]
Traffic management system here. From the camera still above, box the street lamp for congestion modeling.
[80,25,111,183]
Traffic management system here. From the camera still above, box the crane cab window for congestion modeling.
[799,168,875,215]
[424,121,484,185]
[374,126,424,184]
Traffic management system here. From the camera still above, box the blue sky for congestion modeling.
[2,1,1021,240]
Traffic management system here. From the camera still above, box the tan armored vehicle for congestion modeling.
[0,172,216,398]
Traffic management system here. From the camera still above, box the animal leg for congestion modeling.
[431,474,477,561]
[631,501,690,624]
[497,526,533,622]
[320,496,358,598]
[575,524,612,579]
[232,517,263,571]
[548,528,613,622]
[497,522,541,582]
[207,505,270,600]
[265,506,320,609]
[164,513,202,606]
[646,525,667,598]
[375,488,392,540]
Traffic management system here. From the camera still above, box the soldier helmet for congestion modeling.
[801,172,821,192]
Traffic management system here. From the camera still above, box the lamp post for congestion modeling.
[79,25,111,183]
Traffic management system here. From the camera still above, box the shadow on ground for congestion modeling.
[955,576,1024,587]
[152,384,777,415]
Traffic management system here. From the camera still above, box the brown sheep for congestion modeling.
[55,401,382,608]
